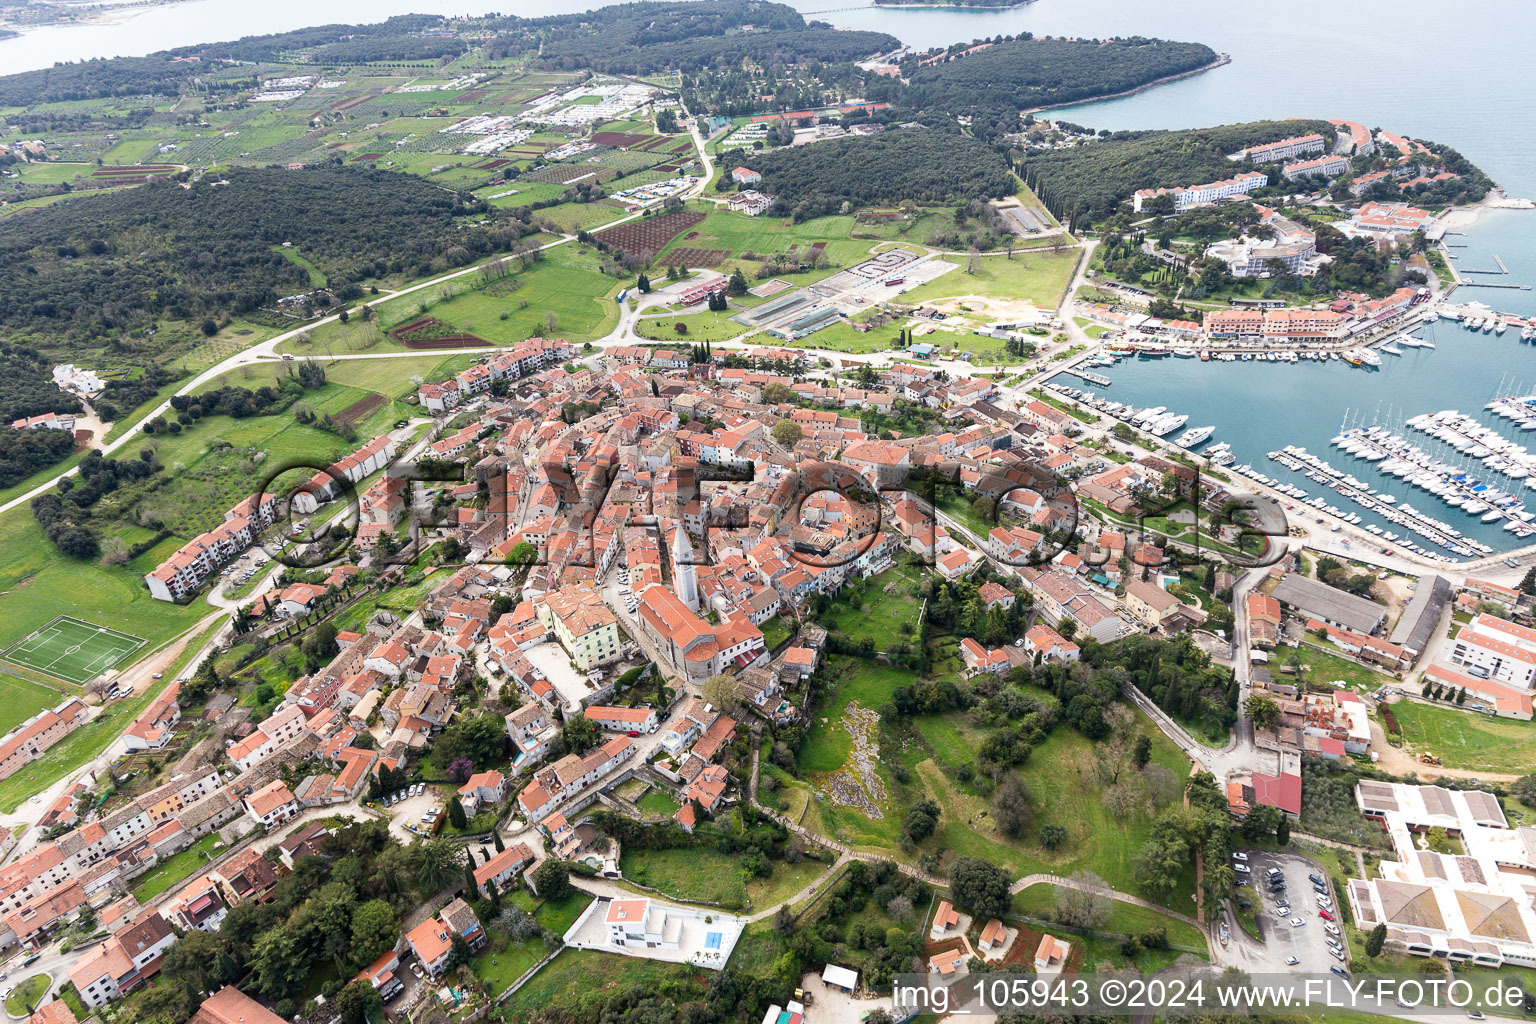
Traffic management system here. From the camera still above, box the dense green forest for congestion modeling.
[904,37,1219,139]
[1017,119,1337,224]
[0,166,527,344]
[750,130,1015,217]
[521,1,896,73]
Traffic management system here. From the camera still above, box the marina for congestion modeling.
[1086,313,1536,557]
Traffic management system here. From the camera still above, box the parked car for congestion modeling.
[1331,966,1349,978]
[1290,917,1305,928]
[1233,863,1250,874]
[1308,873,1325,886]
[1319,909,1335,921]
[626,730,640,738]
[1284,956,1299,966]
[1325,923,1341,936]
[1232,852,1249,862]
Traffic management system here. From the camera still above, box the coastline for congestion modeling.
[0,0,189,35]
[1436,191,1535,233]
[871,1,1034,8]
[1021,52,1232,116]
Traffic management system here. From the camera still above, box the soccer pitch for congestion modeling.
[1,617,146,686]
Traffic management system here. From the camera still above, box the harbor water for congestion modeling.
[1094,319,1536,555]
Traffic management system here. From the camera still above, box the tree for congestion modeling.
[493,830,506,854]
[411,837,464,895]
[302,620,339,667]
[701,673,738,712]
[991,774,1030,838]
[902,799,940,847]
[534,859,573,901]
[1522,566,1536,596]
[562,713,599,755]
[336,979,384,1024]
[1276,815,1290,847]
[1132,734,1152,770]
[1039,823,1068,849]
[1054,871,1111,930]
[1512,773,1536,809]
[948,856,1011,920]
[763,382,793,404]
[772,419,804,447]
[1244,694,1281,732]
[1365,922,1387,958]
[637,273,652,293]
[350,899,398,969]
[448,795,468,830]
[727,268,748,296]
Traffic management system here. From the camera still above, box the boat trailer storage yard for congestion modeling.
[733,249,955,340]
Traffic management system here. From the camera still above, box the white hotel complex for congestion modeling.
[1350,781,1536,968]
[1132,170,1267,212]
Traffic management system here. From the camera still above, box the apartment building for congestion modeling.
[145,493,280,601]
[1282,154,1350,181]
[538,587,622,670]
[0,699,90,781]
[67,912,175,1009]
[1448,613,1536,690]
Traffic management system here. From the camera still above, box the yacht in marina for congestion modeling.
[1177,425,1215,448]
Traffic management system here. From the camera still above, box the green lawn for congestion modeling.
[798,657,1198,907]
[636,788,680,818]
[132,834,222,902]
[817,565,924,651]
[635,309,750,342]
[1012,883,1206,950]
[899,248,1080,310]
[1277,642,1394,694]
[759,615,793,652]
[1391,699,1536,773]
[655,202,874,279]
[506,950,701,1017]
[0,504,213,660]
[797,657,916,776]
[0,674,71,736]
[0,616,221,812]
[620,844,830,913]
[4,975,50,1017]
[364,249,622,344]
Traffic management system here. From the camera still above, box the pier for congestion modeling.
[1457,281,1532,290]
[1060,367,1112,386]
[1462,254,1510,275]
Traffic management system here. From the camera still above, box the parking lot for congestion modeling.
[378,783,448,842]
[1231,848,1345,976]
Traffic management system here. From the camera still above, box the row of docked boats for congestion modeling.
[1329,424,1536,538]
[1264,445,1493,558]
[1405,410,1536,479]
[1042,382,1219,450]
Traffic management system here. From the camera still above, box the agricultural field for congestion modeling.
[595,209,706,260]
[655,203,877,280]
[352,249,622,347]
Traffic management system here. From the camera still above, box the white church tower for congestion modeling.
[672,526,699,611]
